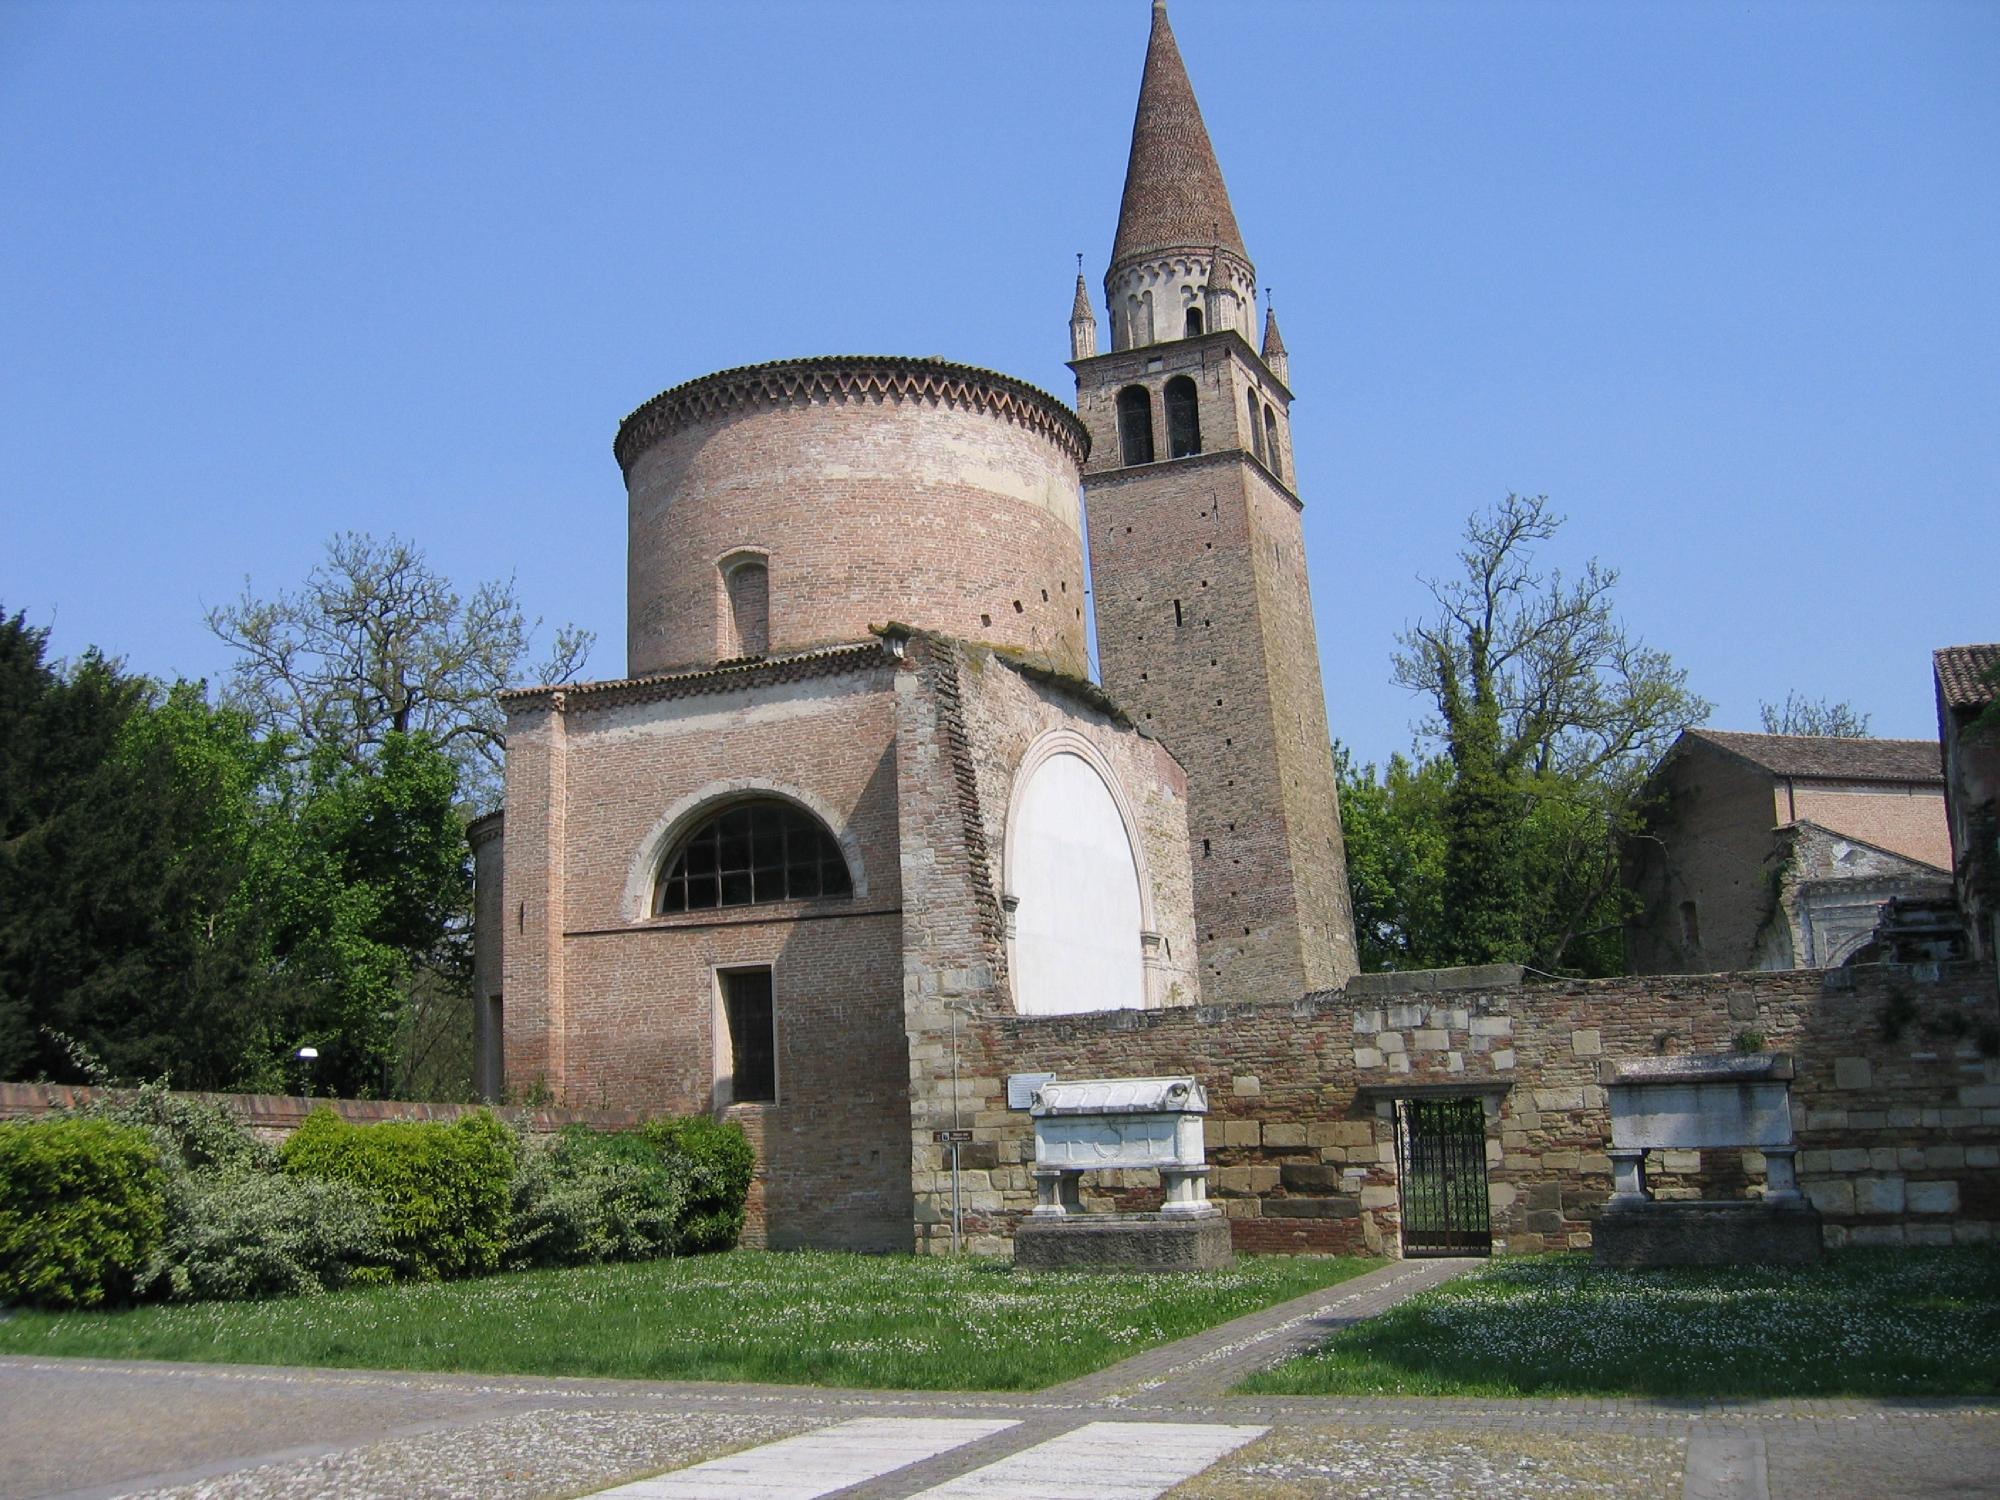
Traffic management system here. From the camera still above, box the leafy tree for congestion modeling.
[207,532,591,811]
[0,613,280,1086]
[245,733,471,1098]
[1759,692,1871,737]
[1387,494,1710,972]
[1336,746,1449,971]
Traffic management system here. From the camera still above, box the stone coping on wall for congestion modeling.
[1339,964,1527,998]
[1599,1053,1796,1085]
[0,1081,651,1135]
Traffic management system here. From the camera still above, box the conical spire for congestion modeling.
[1111,1,1247,269]
[1261,298,1289,385]
[1261,302,1286,358]
[1069,258,1099,360]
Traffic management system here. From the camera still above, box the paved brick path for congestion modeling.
[3,1257,1994,1499]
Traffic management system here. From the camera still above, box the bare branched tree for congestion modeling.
[1392,494,1706,787]
[1389,494,1710,972]
[207,533,592,809]
[1759,692,1872,738]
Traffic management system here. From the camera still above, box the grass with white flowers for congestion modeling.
[1241,1247,2000,1399]
[0,1249,1378,1391]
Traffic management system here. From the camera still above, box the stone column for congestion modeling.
[1608,1148,1651,1206]
[1763,1146,1802,1203]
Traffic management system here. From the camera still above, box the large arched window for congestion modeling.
[1007,748,1145,1015]
[1117,385,1155,467]
[1165,375,1201,459]
[1263,406,1282,480]
[655,799,852,913]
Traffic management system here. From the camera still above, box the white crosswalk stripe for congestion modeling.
[906,1420,1270,1500]
[590,1416,1019,1499]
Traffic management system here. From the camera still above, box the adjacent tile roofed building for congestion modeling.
[1111,0,1247,267]
[1936,643,2000,710]
[1934,644,2000,966]
[1683,729,1943,785]
[1624,727,1951,974]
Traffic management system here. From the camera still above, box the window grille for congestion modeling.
[656,799,851,913]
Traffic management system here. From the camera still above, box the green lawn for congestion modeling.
[1241,1247,2000,1399]
[0,1249,1379,1391]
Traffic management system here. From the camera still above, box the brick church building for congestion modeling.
[471,0,1359,1249]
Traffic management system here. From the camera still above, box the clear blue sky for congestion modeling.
[4,0,1994,767]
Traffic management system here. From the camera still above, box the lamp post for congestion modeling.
[295,1046,319,1097]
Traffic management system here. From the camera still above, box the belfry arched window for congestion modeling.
[1184,306,1204,337]
[655,799,852,913]
[1117,385,1155,466]
[1165,376,1201,459]
[1263,406,1281,480]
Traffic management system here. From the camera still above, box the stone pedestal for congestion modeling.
[1013,1211,1234,1272]
[1593,1199,1822,1268]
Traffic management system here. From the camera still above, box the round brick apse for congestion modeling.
[616,356,1093,679]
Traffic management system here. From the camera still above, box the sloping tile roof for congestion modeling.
[1686,728,1942,783]
[1111,2,1248,267]
[1935,644,2000,709]
[498,640,890,715]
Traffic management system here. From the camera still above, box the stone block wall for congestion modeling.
[904,960,2000,1257]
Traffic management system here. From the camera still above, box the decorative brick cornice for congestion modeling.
[499,640,892,718]
[615,355,1092,476]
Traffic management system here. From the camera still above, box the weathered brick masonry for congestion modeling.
[902,960,2000,1256]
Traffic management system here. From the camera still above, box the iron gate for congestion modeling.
[1392,1096,1492,1256]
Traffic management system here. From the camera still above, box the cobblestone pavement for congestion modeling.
[3,1259,1994,1500]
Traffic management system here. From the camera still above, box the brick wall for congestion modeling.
[622,361,1091,681]
[500,653,914,1251]
[1076,332,1357,1004]
[903,960,2000,1257]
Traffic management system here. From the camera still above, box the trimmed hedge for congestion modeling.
[644,1116,754,1253]
[0,1117,167,1308]
[279,1108,515,1281]
[507,1124,687,1270]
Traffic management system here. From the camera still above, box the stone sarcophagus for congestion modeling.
[1594,1053,1820,1267]
[1015,1076,1230,1270]
[1030,1076,1211,1215]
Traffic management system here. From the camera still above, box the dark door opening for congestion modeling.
[1392,1096,1492,1256]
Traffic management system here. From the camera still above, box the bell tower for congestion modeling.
[1071,0,1357,1002]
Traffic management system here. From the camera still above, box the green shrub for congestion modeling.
[0,1118,168,1308]
[643,1116,753,1253]
[75,1081,270,1174]
[143,1165,387,1301]
[279,1108,515,1281]
[507,1125,687,1270]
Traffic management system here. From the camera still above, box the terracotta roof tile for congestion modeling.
[1112,2,1248,268]
[498,640,889,715]
[1935,644,2000,709]
[1685,728,1942,783]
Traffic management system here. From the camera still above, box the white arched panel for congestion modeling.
[1009,750,1144,1015]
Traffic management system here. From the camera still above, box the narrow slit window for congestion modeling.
[724,558,769,659]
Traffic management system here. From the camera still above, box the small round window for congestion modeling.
[655,799,852,914]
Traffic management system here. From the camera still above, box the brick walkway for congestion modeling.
[3,1258,1995,1499]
